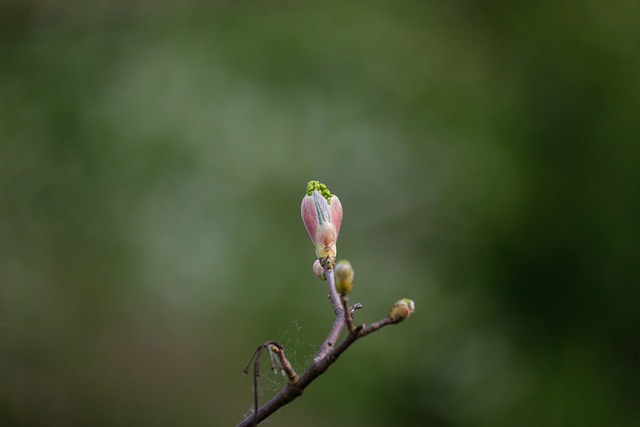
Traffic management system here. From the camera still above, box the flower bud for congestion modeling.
[312,259,326,281]
[388,298,415,323]
[301,181,343,264]
[334,260,354,296]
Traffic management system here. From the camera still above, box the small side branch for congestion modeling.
[237,315,399,427]
[268,344,298,383]
[241,341,298,427]
[341,295,356,334]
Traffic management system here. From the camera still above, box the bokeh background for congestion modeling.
[2,1,639,426]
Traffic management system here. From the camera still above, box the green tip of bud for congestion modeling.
[388,298,415,323]
[306,180,333,203]
[335,260,354,296]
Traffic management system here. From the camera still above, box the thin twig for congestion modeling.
[350,302,363,316]
[313,268,346,362]
[341,295,356,334]
[241,343,270,427]
[268,344,299,383]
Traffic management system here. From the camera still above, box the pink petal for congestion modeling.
[301,195,318,244]
[330,195,343,238]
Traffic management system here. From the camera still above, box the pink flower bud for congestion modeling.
[301,181,343,262]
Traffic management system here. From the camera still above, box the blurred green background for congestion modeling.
[2,1,639,426]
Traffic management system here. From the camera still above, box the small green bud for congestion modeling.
[335,260,354,282]
[335,260,354,296]
[388,298,415,323]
